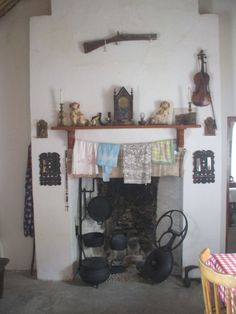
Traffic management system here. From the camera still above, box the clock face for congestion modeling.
[118,96,130,120]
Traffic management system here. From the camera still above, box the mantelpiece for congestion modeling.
[51,124,201,149]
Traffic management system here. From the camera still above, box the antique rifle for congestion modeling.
[83,32,158,53]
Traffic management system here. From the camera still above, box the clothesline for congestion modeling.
[70,138,185,182]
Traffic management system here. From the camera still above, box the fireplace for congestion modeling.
[81,176,183,277]
[97,178,158,261]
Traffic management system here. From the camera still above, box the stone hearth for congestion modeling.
[97,177,183,277]
[82,176,183,276]
[98,178,159,263]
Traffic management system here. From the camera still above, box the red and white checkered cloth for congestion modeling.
[207,253,236,313]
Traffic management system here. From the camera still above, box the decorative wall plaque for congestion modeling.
[193,150,215,184]
[37,120,48,138]
[39,152,61,186]
[204,117,216,136]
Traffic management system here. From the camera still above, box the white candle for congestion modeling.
[60,88,63,104]
[188,87,192,102]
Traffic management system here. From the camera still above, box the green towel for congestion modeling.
[151,139,175,165]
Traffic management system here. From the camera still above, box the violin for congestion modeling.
[191,50,217,129]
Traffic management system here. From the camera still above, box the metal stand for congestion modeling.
[183,265,200,287]
[78,178,96,267]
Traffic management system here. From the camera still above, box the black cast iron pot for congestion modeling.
[82,232,105,247]
[79,257,110,286]
[110,232,127,251]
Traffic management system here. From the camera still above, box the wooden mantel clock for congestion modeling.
[113,87,133,124]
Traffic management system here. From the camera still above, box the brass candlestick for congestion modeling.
[57,103,66,126]
[188,101,192,112]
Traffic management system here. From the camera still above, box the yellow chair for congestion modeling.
[199,248,236,314]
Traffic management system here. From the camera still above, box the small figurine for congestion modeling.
[149,101,172,125]
[70,102,81,126]
[69,102,88,126]
[97,112,112,125]
[90,113,100,126]
[153,101,171,124]
[78,113,89,126]
[37,120,48,138]
[138,112,146,125]
[106,112,112,124]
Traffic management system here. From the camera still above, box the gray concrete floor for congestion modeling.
[0,269,204,314]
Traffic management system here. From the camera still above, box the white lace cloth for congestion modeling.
[123,143,152,184]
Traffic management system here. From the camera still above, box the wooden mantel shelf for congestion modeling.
[51,124,201,149]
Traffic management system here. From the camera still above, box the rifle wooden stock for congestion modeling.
[83,33,158,53]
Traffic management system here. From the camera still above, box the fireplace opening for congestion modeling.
[96,177,182,275]
[97,177,158,256]
[80,176,183,279]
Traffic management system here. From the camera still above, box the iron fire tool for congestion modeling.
[137,210,188,284]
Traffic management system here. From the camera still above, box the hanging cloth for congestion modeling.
[98,147,123,178]
[72,140,98,176]
[123,143,152,184]
[151,139,175,164]
[24,144,34,237]
[96,143,120,182]
[152,148,186,177]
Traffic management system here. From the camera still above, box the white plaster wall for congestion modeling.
[0,0,235,276]
[30,0,223,280]
[199,0,236,113]
[199,0,236,251]
[0,0,51,269]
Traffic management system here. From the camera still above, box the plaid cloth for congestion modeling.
[151,139,175,164]
[207,253,236,313]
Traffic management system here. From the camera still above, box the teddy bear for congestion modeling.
[69,102,81,126]
[69,102,88,126]
[151,101,171,124]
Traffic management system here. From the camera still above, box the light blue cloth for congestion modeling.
[96,143,120,182]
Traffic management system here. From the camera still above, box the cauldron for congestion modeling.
[110,232,127,251]
[82,232,105,247]
[79,257,110,286]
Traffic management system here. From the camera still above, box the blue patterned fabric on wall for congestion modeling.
[24,144,34,237]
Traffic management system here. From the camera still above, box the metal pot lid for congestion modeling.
[87,196,113,222]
